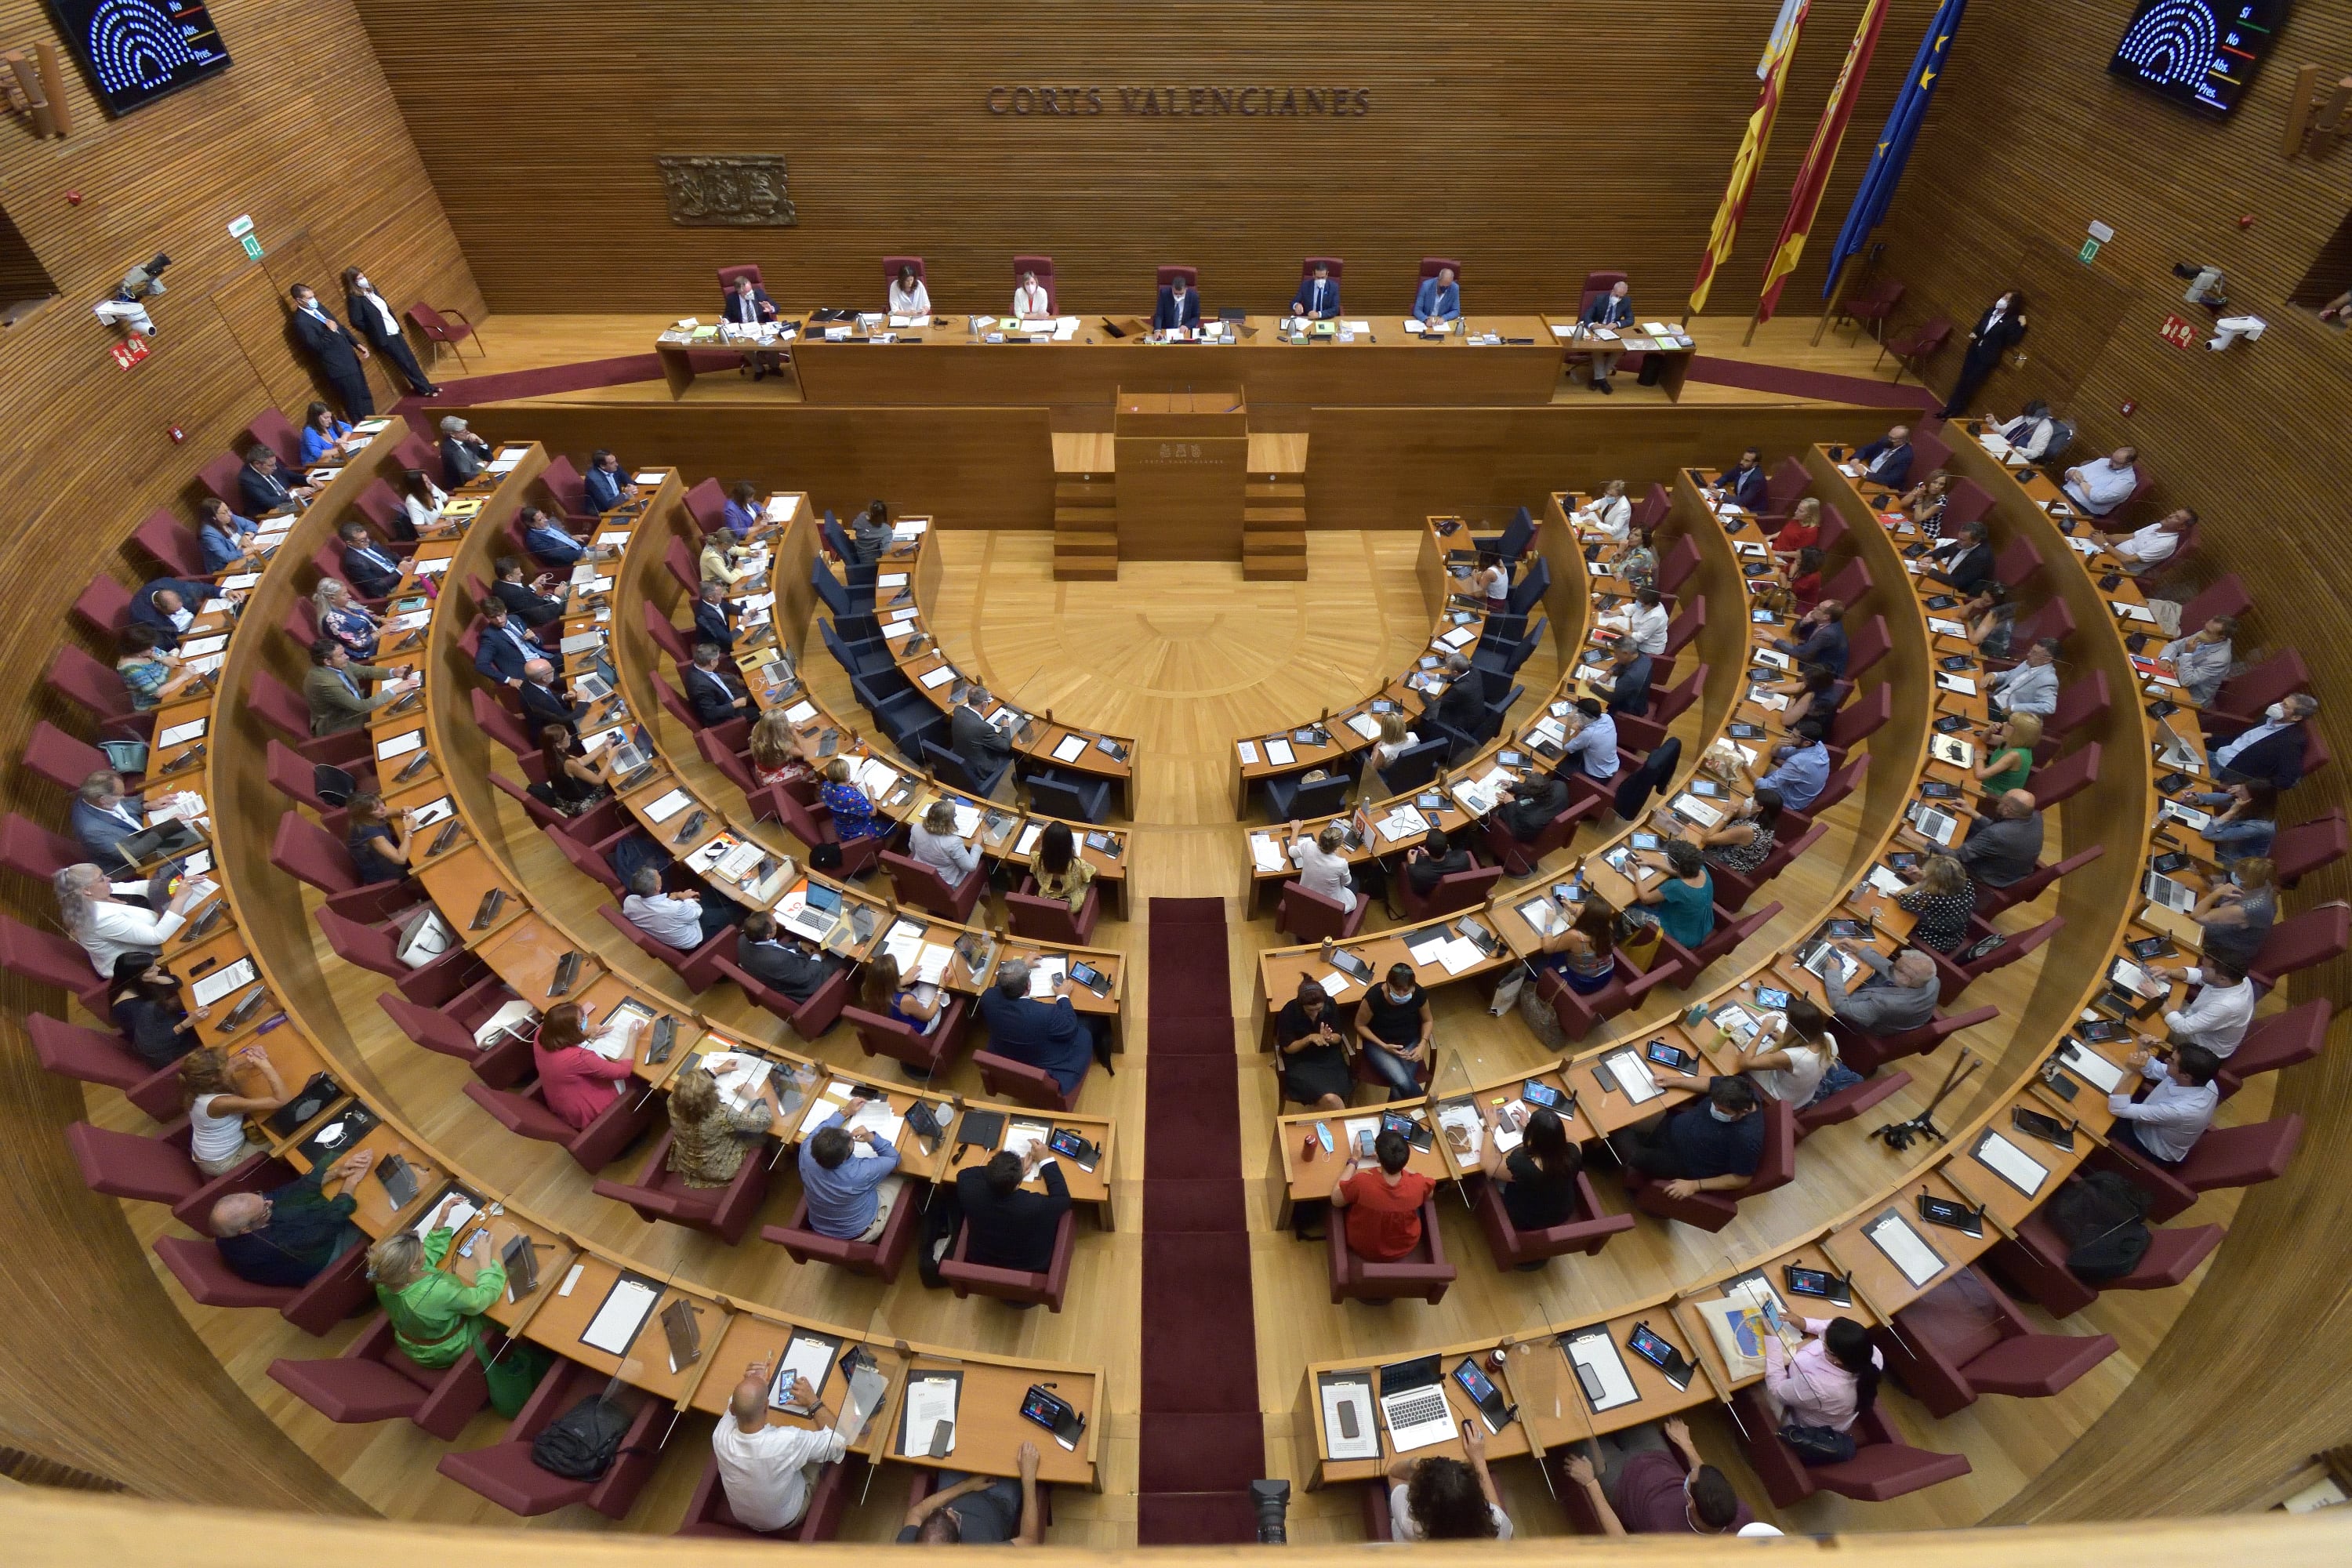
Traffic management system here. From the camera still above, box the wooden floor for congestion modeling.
[90,529,2269,1539]
[438,313,1918,412]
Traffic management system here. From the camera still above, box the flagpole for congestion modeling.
[1813,252,1857,347]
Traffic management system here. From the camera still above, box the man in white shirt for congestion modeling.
[2096,507,2194,573]
[710,1360,849,1534]
[1622,587,1670,657]
[1992,404,2058,462]
[1012,270,1051,318]
[1987,638,2061,718]
[1563,698,1620,780]
[2108,1044,2220,1165]
[2149,956,2255,1055]
[2062,446,2139,514]
[622,866,731,949]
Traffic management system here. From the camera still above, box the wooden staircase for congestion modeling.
[1052,456,1120,581]
[1242,462,1307,581]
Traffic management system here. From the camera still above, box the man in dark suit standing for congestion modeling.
[1853,424,1915,489]
[1940,289,2027,418]
[684,643,755,728]
[694,582,736,653]
[955,1146,1073,1274]
[1152,273,1202,333]
[1291,262,1341,320]
[238,446,313,517]
[735,913,843,1004]
[288,285,374,419]
[951,688,1016,789]
[1578,278,1635,391]
[338,522,405,599]
[342,267,439,397]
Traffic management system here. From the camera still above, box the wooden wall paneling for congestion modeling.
[349,0,1945,316]
[208,263,318,412]
[0,0,474,1503]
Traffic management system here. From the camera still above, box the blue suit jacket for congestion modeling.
[581,466,626,513]
[1581,292,1635,328]
[71,796,147,874]
[128,578,221,649]
[1856,438,1915,490]
[1152,286,1201,331]
[693,601,735,652]
[474,619,543,684]
[1413,278,1461,321]
[721,288,776,325]
[1291,276,1341,317]
[1719,464,1768,511]
[975,989,1093,1095]
[525,524,587,566]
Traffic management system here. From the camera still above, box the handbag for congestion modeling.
[1780,1422,1857,1466]
[394,906,456,969]
[102,739,150,775]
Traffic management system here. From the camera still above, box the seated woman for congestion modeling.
[1761,1316,1882,1436]
[1330,1127,1434,1258]
[1537,896,1620,993]
[1578,479,1632,545]
[1896,852,1976,954]
[909,798,982,888]
[1897,469,1953,531]
[664,1063,774,1189]
[1787,547,1826,615]
[299,401,354,466]
[400,467,448,539]
[1635,838,1715,950]
[535,724,608,817]
[1682,788,1780,879]
[1615,525,1658,591]
[1275,975,1352,1112]
[1368,710,1420,775]
[115,625,177,711]
[532,1002,644,1129]
[1030,821,1097,913]
[1387,1433,1510,1540]
[343,793,416,884]
[180,1044,292,1176]
[367,1207,548,1417]
[1975,711,2039,797]
[858,953,941,1034]
[1478,1102,1581,1236]
[2194,856,2278,972]
[1470,552,1511,614]
[819,757,885,840]
[54,862,210,976]
[1965,581,2017,660]
[1352,964,1432,1102]
[746,710,810,792]
[1730,997,1850,1109]
[1769,497,1824,567]
[2201,782,2277,866]
[1766,662,1845,731]
[110,953,205,1069]
[889,263,931,318]
[700,532,755,589]
[313,577,382,659]
[1290,818,1359,914]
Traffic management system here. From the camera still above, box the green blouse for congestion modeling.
[1980,746,2032,795]
[378,1226,506,1367]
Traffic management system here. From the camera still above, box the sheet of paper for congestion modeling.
[856,758,899,796]
[1263,738,1296,767]
[644,789,694,823]
[1346,712,1384,741]
[2060,1038,2128,1093]
[1236,739,1261,765]
[1566,1330,1642,1411]
[1403,930,1449,966]
[375,730,423,761]
[879,920,925,972]
[1027,956,1069,998]
[158,719,208,746]
[1250,833,1287,873]
[915,942,954,985]
[904,1377,959,1456]
[579,1277,661,1356]
[1051,734,1089,762]
[881,619,918,641]
[1672,793,1724,828]
[1435,935,1485,975]
[1975,1130,2050,1196]
[1378,805,1429,844]
[1864,1212,1947,1287]
[1015,823,1044,855]
[1602,1050,1663,1103]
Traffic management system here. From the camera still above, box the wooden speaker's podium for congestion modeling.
[1113,388,1247,562]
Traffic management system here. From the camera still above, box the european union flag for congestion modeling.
[1822,0,1969,296]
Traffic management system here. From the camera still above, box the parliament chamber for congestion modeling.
[2,0,2350,1563]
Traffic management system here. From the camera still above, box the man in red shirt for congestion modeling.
[1563,1417,1755,1535]
[1330,1129,1433,1260]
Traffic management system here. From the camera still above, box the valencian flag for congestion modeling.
[1754,0,1894,323]
[1821,0,1971,297]
[1689,0,1813,314]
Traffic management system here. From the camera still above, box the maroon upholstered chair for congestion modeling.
[1624,1095,1795,1231]
[404,301,481,368]
[641,597,694,665]
[1842,614,1893,681]
[1418,256,1462,281]
[1654,533,1702,597]
[2271,808,2348,887]
[0,913,112,1013]
[592,1127,772,1245]
[265,739,361,834]
[1273,880,1366,944]
[539,453,593,523]
[845,997,970,1080]
[29,1011,186,1120]
[762,1191,920,1282]
[1537,954,1679,1042]
[1973,844,2103,919]
[1937,477,1994,532]
[65,1119,287,1230]
[463,1077,656,1174]
[715,263,766,296]
[882,254,927,288]
[1653,899,1780,989]
[1822,554,1875,608]
[1730,1386,1968,1505]
[1825,683,1893,762]
[2024,741,2101,811]
[247,670,372,768]
[1155,263,1199,290]
[2089,1112,2305,1223]
[940,1207,1077,1311]
[1396,861,1503,923]
[437,1357,667,1518]
[1469,1171,1633,1269]
[683,476,731,537]
[46,644,148,734]
[1793,1069,1914,1139]
[1301,256,1345,281]
[1835,278,1904,340]
[677,1450,862,1541]
[774,788,884,879]
[976,1049,1084,1112]
[131,509,208,577]
[2179,572,2253,628]
[2213,998,2331,1098]
[1481,795,1597,877]
[1986,1210,2223,1319]
[1647,663,1706,724]
[154,1232,373,1336]
[71,573,134,638]
[376,988,535,1089]
[1880,1266,2117,1417]
[597,902,733,993]
[1711,819,1828,913]
[713,951,856,1042]
[268,810,416,921]
[0,813,87,883]
[2248,903,2350,990]
[1927,914,2062,1006]
[883,848,984,922]
[1880,315,1951,383]
[2034,670,2111,753]
[1008,877,1102,944]
[1329,1197,1454,1304]
[268,1312,491,1439]
[1982,597,2076,673]
[194,449,248,505]
[1011,255,1057,313]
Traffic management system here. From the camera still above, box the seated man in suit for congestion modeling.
[1292,261,1341,320]
[438,416,492,488]
[197,498,263,574]
[1773,600,1849,678]
[1411,265,1462,328]
[1708,447,1767,511]
[1853,424,1915,489]
[287,283,373,418]
[471,595,546,689]
[521,504,613,568]
[1152,272,1202,334]
[1579,278,1635,391]
[580,448,638,514]
[694,580,736,652]
[338,521,405,600]
[722,272,786,379]
[209,1149,374,1288]
[685,641,757,728]
[1421,652,1486,738]
[1986,637,2060,718]
[735,912,844,1005]
[517,658,586,735]
[1955,787,2044,885]
[491,554,566,629]
[1494,768,1570,844]
[238,445,315,517]
[956,1145,1073,1275]
[624,865,739,949]
[71,771,149,875]
[1598,644,1653,717]
[975,959,1094,1097]
[1401,824,1474,898]
[128,577,227,651]
[2210,693,2318,792]
[307,639,418,737]
[1824,945,1941,1037]
[952,687,1017,788]
[1924,521,1995,593]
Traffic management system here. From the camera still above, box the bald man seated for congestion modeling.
[710,1359,851,1534]
[209,1149,376,1288]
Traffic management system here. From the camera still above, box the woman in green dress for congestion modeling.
[366,1207,549,1415]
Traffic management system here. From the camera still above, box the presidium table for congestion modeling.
[655,312,1697,408]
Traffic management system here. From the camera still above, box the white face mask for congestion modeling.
[2266,703,2288,722]
[355,277,370,291]
[1709,1104,1740,1123]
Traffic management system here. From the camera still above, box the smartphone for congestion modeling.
[2127,935,2175,962]
[2077,1018,2128,1044]
[1940,654,1975,671]
[1691,779,1725,799]
[1728,722,1766,740]
[1917,1194,1982,1235]
[1783,1265,1853,1306]
[1887,851,1923,872]
[1643,1040,1697,1073]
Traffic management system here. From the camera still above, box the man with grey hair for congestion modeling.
[1987,638,2061,719]
[711,1357,848,1533]
[2211,692,2319,793]
[1424,651,1486,738]
[517,656,586,736]
[71,770,147,874]
[622,866,739,949]
[210,1149,375,1288]
[950,684,1015,794]
[1824,945,1941,1037]
[439,414,492,487]
[975,958,1095,1097]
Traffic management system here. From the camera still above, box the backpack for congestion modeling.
[2040,419,2075,464]
[607,830,672,888]
[2048,1170,2152,1283]
[531,1393,633,1479]
[314,764,358,808]
[1780,1422,1857,1466]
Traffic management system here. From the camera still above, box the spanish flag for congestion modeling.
[1822,0,1972,297]
[1755,0,1894,324]
[1690,0,1812,315]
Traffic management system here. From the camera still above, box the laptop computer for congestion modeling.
[1376,1354,1457,1454]
[2143,869,2197,911]
[780,882,844,941]
[1911,802,1961,845]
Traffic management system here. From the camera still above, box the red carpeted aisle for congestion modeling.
[1136,897,1265,1544]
